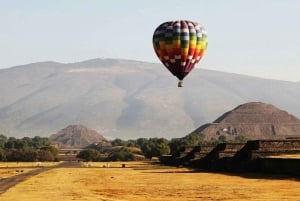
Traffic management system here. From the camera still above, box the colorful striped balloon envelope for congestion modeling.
[153,20,208,87]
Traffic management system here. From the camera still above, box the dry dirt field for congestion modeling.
[0,161,300,201]
[0,162,59,179]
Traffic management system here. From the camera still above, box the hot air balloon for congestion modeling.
[152,20,208,87]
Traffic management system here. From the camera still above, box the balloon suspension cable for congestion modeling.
[178,81,184,87]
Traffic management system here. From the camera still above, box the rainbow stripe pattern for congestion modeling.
[153,20,208,81]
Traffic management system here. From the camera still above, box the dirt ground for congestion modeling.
[0,161,300,201]
[0,162,60,179]
[0,162,62,194]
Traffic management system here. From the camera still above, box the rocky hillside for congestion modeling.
[192,102,300,140]
[0,58,300,139]
[50,125,106,147]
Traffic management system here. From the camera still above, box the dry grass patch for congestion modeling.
[0,162,60,179]
[0,162,300,201]
[82,161,152,168]
[0,162,60,168]
[0,168,34,179]
[266,154,300,159]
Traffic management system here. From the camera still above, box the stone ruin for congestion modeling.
[160,139,300,176]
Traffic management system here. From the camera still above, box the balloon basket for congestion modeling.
[178,81,184,87]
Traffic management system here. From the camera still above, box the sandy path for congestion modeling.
[0,161,80,194]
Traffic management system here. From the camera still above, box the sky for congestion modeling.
[1,0,299,82]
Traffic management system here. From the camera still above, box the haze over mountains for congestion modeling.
[0,58,299,139]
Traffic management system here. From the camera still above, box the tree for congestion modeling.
[31,136,51,148]
[136,138,148,148]
[184,133,206,146]
[0,135,7,149]
[126,140,137,147]
[40,146,58,161]
[1,136,57,162]
[169,133,206,155]
[141,138,170,159]
[41,146,58,156]
[38,150,55,161]
[234,135,248,143]
[5,137,17,149]
[208,137,219,145]
[21,137,32,148]
[107,147,134,161]
[22,149,38,162]
[77,149,101,162]
[14,139,26,149]
[169,138,188,155]
[111,138,127,146]
[0,149,6,161]
[5,149,23,161]
[218,135,227,143]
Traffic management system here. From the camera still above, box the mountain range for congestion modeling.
[0,58,299,139]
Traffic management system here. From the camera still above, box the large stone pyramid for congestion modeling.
[50,125,106,147]
[193,102,300,140]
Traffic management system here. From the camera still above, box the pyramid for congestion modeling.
[50,125,106,147]
[193,102,300,140]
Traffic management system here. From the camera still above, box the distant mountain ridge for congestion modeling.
[0,58,299,139]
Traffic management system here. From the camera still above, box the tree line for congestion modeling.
[0,133,248,162]
[77,133,248,161]
[0,134,58,162]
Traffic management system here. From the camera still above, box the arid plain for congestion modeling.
[0,162,300,201]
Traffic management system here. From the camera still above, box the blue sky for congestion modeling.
[1,0,299,81]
